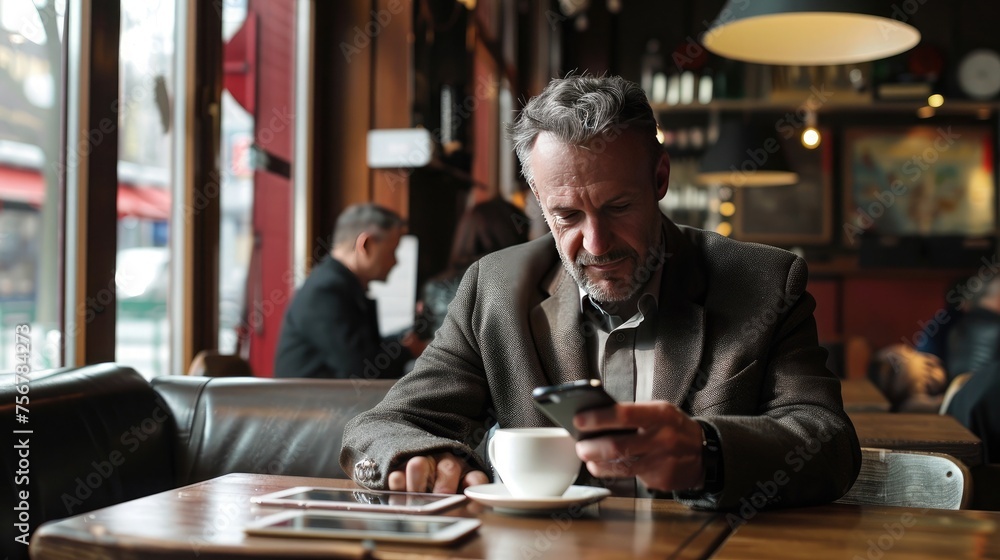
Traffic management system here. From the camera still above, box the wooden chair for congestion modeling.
[837,447,971,510]
[187,350,254,377]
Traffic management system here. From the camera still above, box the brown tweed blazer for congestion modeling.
[341,217,861,510]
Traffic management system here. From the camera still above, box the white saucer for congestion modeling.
[463,484,610,514]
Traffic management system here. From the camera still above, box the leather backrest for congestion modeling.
[1,364,176,547]
[151,376,395,485]
[150,375,211,480]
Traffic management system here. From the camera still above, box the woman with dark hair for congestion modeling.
[447,197,530,270]
[418,197,530,338]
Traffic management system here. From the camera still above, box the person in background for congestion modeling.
[417,197,529,339]
[916,276,972,369]
[867,344,948,413]
[274,203,427,379]
[945,276,1000,462]
[341,74,860,510]
[867,276,974,412]
[946,276,1000,380]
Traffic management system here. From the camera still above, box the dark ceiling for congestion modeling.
[559,0,1000,87]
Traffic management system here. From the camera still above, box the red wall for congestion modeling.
[841,279,955,349]
[809,274,960,367]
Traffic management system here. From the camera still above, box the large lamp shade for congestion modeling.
[697,120,798,187]
[703,0,921,66]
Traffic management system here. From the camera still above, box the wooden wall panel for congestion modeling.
[77,0,121,364]
[470,37,499,200]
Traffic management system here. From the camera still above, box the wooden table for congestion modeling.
[713,502,1000,559]
[841,378,891,412]
[30,473,731,559]
[849,412,984,467]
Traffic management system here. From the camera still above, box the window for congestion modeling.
[115,0,175,378]
[218,0,253,355]
[0,0,66,372]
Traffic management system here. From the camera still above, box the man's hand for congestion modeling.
[387,452,489,494]
[573,401,706,492]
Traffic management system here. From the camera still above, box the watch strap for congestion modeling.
[695,419,724,494]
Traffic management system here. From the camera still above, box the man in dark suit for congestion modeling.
[341,76,861,510]
[274,204,425,379]
[946,276,1000,463]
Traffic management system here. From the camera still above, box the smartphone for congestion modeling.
[245,509,481,545]
[250,486,467,514]
[531,379,634,440]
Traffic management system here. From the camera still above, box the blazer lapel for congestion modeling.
[652,219,707,406]
[529,267,590,386]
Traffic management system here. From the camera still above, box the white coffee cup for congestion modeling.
[487,427,580,497]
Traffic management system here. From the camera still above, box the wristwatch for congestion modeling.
[695,420,724,494]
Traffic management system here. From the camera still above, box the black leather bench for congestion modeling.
[1,363,394,558]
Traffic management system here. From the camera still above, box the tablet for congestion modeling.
[245,509,481,545]
[250,486,467,514]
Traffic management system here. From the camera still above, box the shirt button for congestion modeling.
[616,333,625,343]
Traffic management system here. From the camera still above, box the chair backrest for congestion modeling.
[837,447,971,510]
[939,372,974,415]
[187,350,253,377]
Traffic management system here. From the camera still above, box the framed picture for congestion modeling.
[733,129,833,245]
[842,126,995,244]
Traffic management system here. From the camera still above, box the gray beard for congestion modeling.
[557,235,666,306]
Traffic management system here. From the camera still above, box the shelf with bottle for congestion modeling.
[643,57,999,117]
[658,156,720,233]
[651,97,1000,116]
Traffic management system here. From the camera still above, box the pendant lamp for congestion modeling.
[703,1,921,66]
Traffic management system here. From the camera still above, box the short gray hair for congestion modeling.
[332,203,404,248]
[507,74,660,188]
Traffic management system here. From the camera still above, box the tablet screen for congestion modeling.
[276,514,457,535]
[246,510,482,544]
[281,489,445,508]
[251,486,467,514]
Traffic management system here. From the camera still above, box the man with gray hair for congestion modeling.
[342,75,860,510]
[275,203,426,379]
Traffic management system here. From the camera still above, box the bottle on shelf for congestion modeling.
[640,39,664,102]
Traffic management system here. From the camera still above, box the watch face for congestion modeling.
[958,49,1000,100]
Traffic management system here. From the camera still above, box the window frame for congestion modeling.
[64,0,120,365]
[62,0,222,373]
